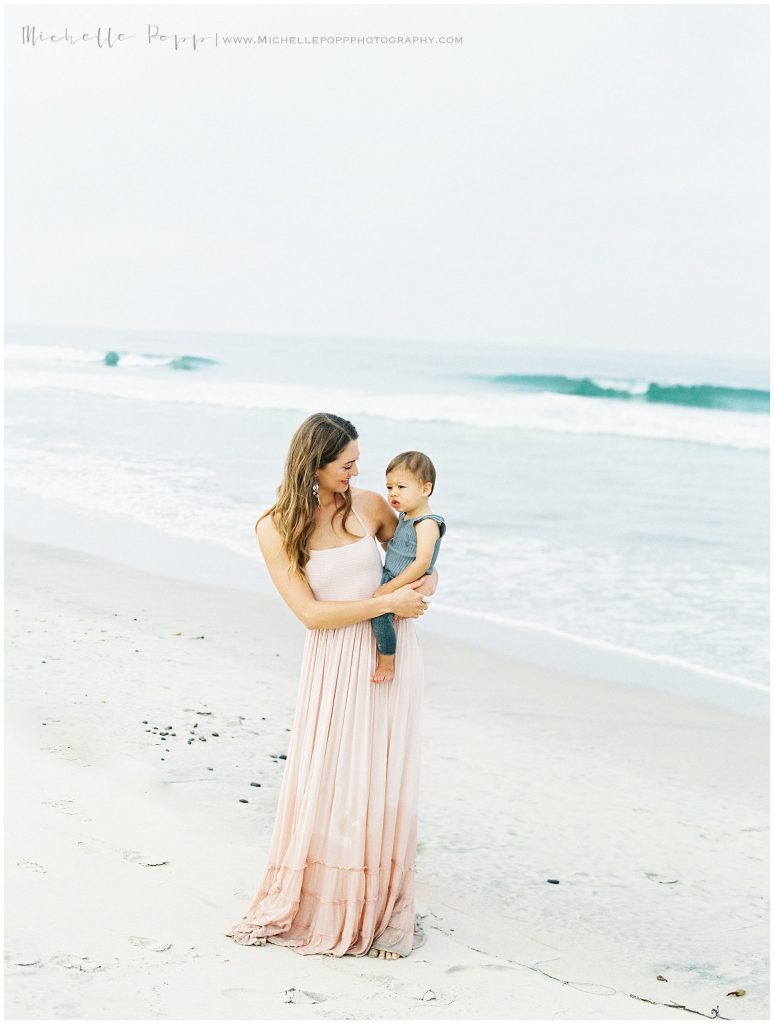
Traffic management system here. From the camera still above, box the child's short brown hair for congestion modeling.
[385,451,437,495]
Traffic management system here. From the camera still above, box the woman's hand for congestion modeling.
[389,584,429,620]
[412,571,438,597]
[393,571,437,622]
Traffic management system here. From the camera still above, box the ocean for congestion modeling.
[5,323,769,712]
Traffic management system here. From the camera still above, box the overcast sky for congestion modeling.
[5,4,769,357]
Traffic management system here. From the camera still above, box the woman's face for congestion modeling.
[316,439,360,497]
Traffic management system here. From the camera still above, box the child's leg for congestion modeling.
[370,612,396,683]
[370,566,397,683]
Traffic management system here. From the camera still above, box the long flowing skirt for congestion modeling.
[227,615,423,956]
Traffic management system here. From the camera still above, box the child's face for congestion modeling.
[385,468,432,513]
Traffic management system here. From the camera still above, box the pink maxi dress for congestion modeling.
[226,504,424,956]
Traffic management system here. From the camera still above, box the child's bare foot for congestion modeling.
[370,654,395,684]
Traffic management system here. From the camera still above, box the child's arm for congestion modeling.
[374,520,441,595]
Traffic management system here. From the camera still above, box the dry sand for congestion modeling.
[4,534,769,1020]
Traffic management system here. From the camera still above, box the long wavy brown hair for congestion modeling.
[257,413,360,578]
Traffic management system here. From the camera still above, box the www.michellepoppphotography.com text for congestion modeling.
[20,24,463,51]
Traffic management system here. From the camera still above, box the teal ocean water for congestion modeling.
[5,324,769,702]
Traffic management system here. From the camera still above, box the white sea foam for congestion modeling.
[5,368,768,450]
[6,344,108,364]
[5,444,257,562]
[5,344,209,369]
[6,429,767,688]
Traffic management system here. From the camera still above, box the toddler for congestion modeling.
[370,451,446,684]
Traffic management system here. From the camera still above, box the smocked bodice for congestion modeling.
[305,531,384,603]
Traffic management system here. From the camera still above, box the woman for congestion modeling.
[226,412,437,959]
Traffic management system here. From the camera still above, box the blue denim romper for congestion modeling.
[371,512,446,656]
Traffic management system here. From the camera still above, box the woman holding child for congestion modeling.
[226,412,445,959]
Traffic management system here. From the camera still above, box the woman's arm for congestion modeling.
[357,489,399,554]
[256,516,427,630]
[368,491,399,544]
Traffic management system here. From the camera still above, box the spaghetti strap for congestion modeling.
[350,502,371,538]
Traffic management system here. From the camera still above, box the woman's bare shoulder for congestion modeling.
[351,486,395,536]
[351,486,388,512]
[255,511,280,546]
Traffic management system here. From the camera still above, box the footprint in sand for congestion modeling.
[123,849,169,867]
[41,798,81,817]
[50,953,115,972]
[446,963,515,973]
[40,796,93,822]
[41,745,81,764]
[283,987,329,1005]
[76,837,168,867]
[128,936,172,953]
[5,951,42,969]
[17,860,46,873]
[314,1011,364,1021]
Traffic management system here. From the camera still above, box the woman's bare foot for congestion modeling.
[367,921,424,959]
[370,654,395,684]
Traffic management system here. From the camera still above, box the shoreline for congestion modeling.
[6,488,768,718]
[5,533,769,1019]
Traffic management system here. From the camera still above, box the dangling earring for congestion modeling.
[312,479,320,508]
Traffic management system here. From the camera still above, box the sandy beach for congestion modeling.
[4,533,769,1020]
